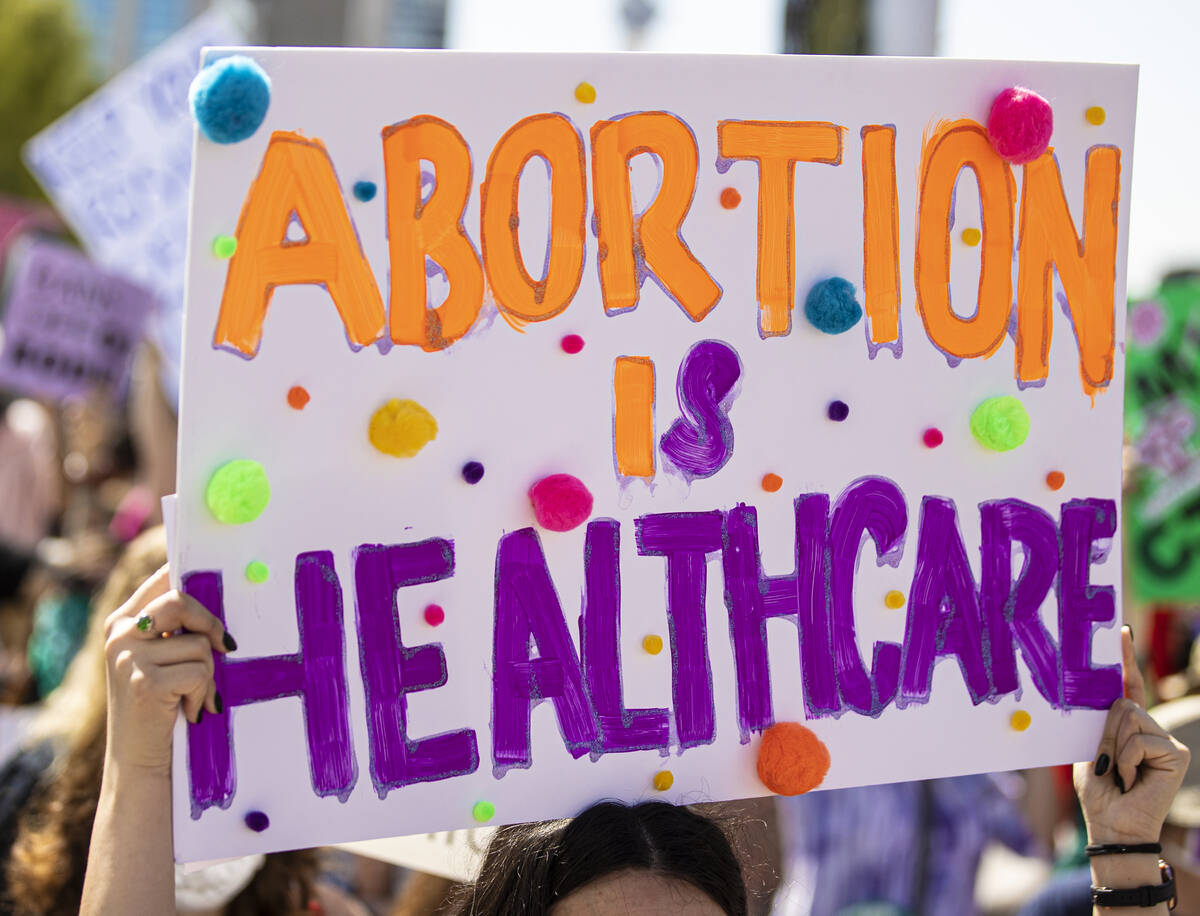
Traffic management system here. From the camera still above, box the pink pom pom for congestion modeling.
[528,473,593,532]
[987,87,1053,164]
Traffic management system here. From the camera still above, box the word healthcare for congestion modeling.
[181,477,1120,814]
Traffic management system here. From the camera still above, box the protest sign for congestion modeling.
[0,240,155,400]
[22,6,246,409]
[171,50,1137,862]
[1125,276,1200,602]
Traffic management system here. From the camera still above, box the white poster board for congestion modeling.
[23,6,247,408]
[172,49,1136,862]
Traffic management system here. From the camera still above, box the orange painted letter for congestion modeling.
[481,114,586,323]
[717,120,844,337]
[1017,146,1120,394]
[861,125,900,347]
[915,120,1015,360]
[384,116,484,349]
[614,356,655,478]
[591,112,720,322]
[213,131,385,356]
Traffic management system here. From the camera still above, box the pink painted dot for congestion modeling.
[529,473,593,532]
[424,604,445,626]
[922,427,944,448]
[560,334,585,354]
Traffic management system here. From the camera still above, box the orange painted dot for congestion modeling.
[961,227,981,246]
[761,473,783,493]
[720,187,742,209]
[884,590,905,609]
[574,81,596,104]
[1046,470,1065,491]
[1010,710,1032,731]
[643,634,663,655]
[287,386,310,410]
[653,770,674,791]
[756,722,830,796]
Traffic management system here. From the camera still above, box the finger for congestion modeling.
[107,565,171,632]
[1093,698,1134,778]
[137,592,230,653]
[1114,703,1149,791]
[1122,626,1147,709]
[1114,732,1188,792]
[155,661,214,722]
[139,633,218,668]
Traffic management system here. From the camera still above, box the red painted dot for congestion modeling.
[287,386,310,410]
[720,187,741,209]
[1046,470,1065,490]
[424,604,445,626]
[560,334,585,354]
[922,427,944,448]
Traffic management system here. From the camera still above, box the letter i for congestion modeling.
[614,356,655,478]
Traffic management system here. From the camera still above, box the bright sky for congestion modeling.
[939,0,1200,297]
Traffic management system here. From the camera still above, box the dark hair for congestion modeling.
[445,801,747,915]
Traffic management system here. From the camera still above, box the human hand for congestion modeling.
[103,565,234,776]
[1074,626,1191,844]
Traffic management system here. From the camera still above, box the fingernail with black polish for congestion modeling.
[1114,769,1126,793]
[1094,753,1110,776]
[214,691,224,715]
[195,708,204,725]
[223,631,238,652]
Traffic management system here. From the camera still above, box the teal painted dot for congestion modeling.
[205,459,271,525]
[804,277,862,334]
[212,234,237,258]
[245,561,269,583]
[472,800,495,823]
[970,396,1030,452]
[353,180,377,202]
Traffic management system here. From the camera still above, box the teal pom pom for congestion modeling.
[804,277,863,335]
[189,55,271,144]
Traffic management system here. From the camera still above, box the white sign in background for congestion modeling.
[23,6,247,408]
[173,50,1136,861]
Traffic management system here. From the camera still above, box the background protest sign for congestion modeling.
[0,239,155,400]
[1125,275,1200,602]
[22,6,246,409]
[172,50,1136,861]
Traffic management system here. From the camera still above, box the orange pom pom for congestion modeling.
[756,722,830,796]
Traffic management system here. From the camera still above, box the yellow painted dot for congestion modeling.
[653,770,674,791]
[961,227,981,246]
[1085,106,1106,126]
[1010,710,1032,731]
[642,634,663,655]
[368,398,438,458]
[884,590,906,609]
[574,81,597,104]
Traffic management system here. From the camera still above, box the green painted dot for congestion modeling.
[246,561,270,583]
[472,800,495,823]
[205,459,271,525]
[970,396,1030,452]
[212,234,238,258]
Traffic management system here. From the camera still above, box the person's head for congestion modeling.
[447,801,747,915]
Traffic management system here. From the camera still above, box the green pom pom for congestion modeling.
[472,800,495,823]
[245,560,270,583]
[212,234,238,258]
[205,460,271,524]
[970,396,1030,452]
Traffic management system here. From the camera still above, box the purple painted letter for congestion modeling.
[493,528,598,772]
[796,494,839,719]
[183,552,356,818]
[659,340,741,480]
[636,511,722,748]
[353,540,479,797]
[582,520,670,753]
[1059,499,1121,709]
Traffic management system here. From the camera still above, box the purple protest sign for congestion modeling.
[0,240,155,400]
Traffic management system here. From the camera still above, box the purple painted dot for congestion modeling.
[244,810,270,832]
[827,400,849,422]
[462,461,485,484]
